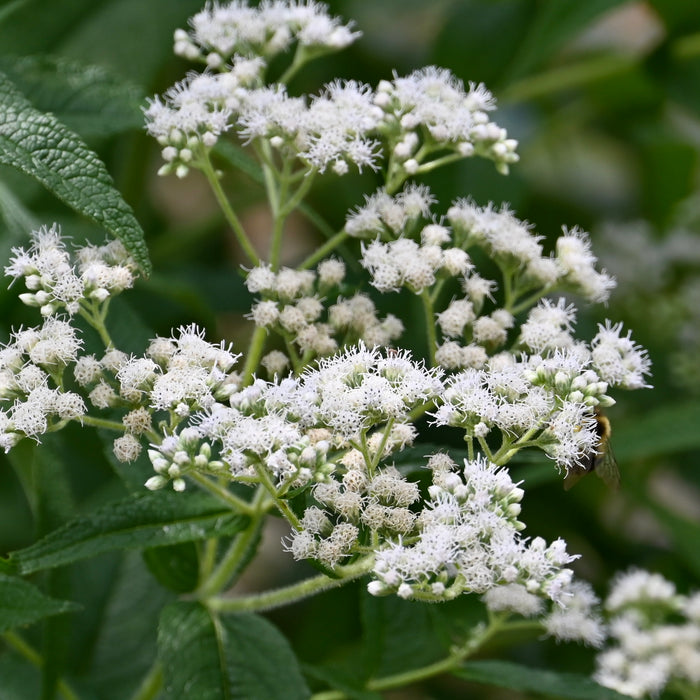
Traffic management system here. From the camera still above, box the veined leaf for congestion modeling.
[9,491,249,574]
[455,660,629,699]
[159,602,310,700]
[0,573,79,633]
[0,71,151,274]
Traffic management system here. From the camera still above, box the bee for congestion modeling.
[564,410,620,490]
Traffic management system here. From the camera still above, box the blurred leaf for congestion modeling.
[57,0,204,83]
[159,602,310,699]
[0,71,151,274]
[303,664,382,700]
[432,1,532,88]
[0,55,145,139]
[505,0,631,83]
[455,660,629,699]
[0,0,103,56]
[360,592,445,678]
[143,541,200,594]
[0,178,39,259]
[0,653,40,700]
[9,491,249,574]
[0,574,79,633]
[646,501,700,580]
[613,400,700,462]
[87,551,172,700]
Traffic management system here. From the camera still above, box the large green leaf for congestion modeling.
[0,55,145,139]
[8,491,249,574]
[158,602,310,700]
[0,573,79,633]
[360,592,445,678]
[86,551,172,700]
[455,660,629,699]
[0,70,151,273]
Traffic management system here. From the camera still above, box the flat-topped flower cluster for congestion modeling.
[0,1,667,690]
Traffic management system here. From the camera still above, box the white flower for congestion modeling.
[591,322,651,390]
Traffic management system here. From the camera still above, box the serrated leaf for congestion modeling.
[0,573,79,633]
[9,491,249,574]
[0,70,151,274]
[159,602,310,700]
[455,660,629,699]
[0,55,145,139]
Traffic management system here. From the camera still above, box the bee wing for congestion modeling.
[563,463,590,490]
[594,443,621,491]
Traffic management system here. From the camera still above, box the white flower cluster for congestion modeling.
[174,0,361,68]
[448,201,616,303]
[375,66,518,176]
[5,224,136,316]
[0,317,85,452]
[246,261,403,363]
[147,344,440,490]
[285,464,420,568]
[144,66,261,178]
[431,334,647,473]
[595,570,700,698]
[369,454,579,606]
[149,3,519,180]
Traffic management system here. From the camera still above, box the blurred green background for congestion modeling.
[1,1,700,697]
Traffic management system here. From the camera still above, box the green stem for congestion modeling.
[252,461,301,529]
[79,415,128,433]
[188,471,255,515]
[241,326,268,385]
[201,153,260,266]
[421,289,437,367]
[510,287,550,316]
[278,44,310,85]
[299,229,349,270]
[414,151,465,176]
[1,631,80,700]
[207,555,374,613]
[198,490,267,597]
[266,156,288,269]
[78,300,113,348]
[128,661,163,700]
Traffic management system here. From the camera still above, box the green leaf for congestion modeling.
[302,665,382,700]
[455,660,629,699]
[142,542,200,594]
[9,491,249,574]
[86,551,172,700]
[505,0,630,83]
[0,55,145,139]
[0,573,79,633]
[0,70,151,274]
[0,653,40,700]
[360,592,445,678]
[159,602,310,700]
[612,400,700,462]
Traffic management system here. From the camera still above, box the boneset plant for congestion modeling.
[1,2,693,699]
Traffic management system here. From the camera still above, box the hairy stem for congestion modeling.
[207,555,375,613]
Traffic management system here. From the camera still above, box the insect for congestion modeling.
[564,410,620,490]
